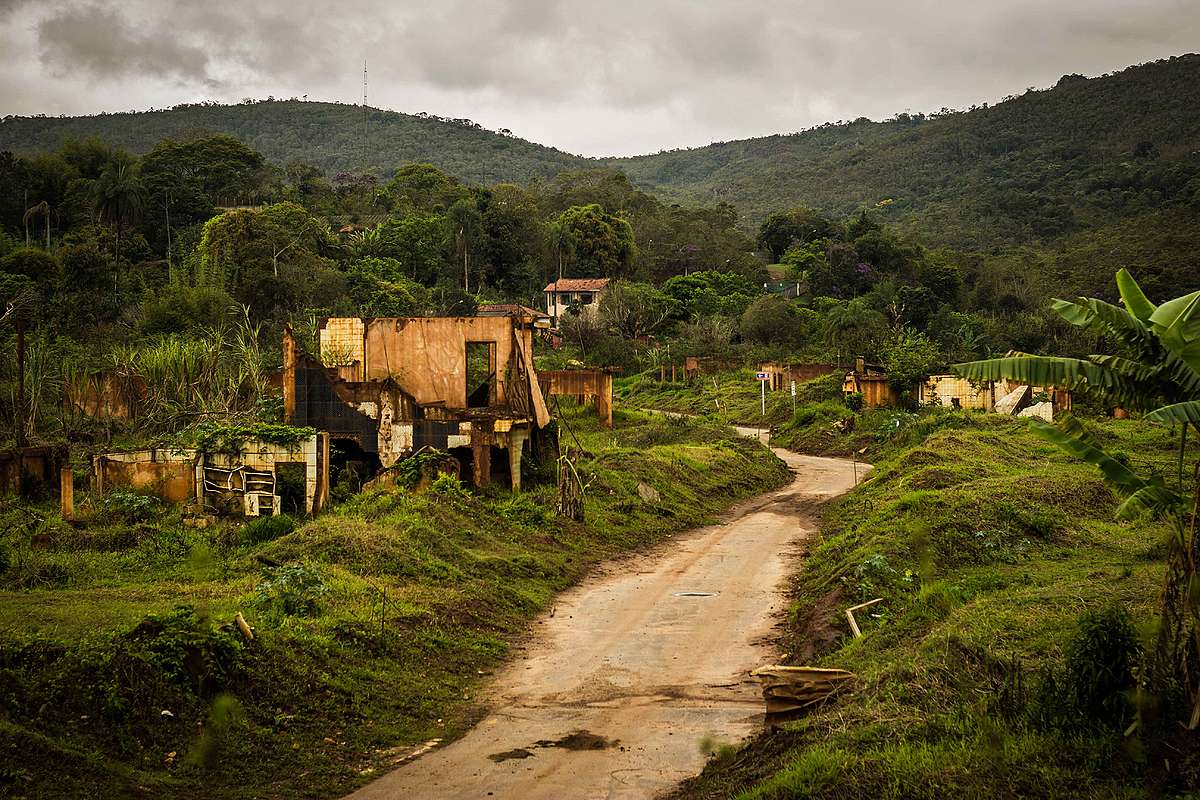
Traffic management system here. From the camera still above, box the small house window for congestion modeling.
[579,292,593,305]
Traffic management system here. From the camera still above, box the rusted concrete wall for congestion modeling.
[0,446,67,497]
[67,374,143,420]
[844,373,900,408]
[998,380,1072,412]
[201,435,326,516]
[95,436,329,517]
[539,369,614,428]
[94,449,198,504]
[356,317,530,408]
[921,375,995,410]
[760,362,836,392]
[319,317,366,381]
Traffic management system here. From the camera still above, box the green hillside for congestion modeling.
[1,54,1198,253]
[614,54,1200,246]
[0,100,590,186]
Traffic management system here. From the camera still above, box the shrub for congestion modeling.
[844,391,864,412]
[102,490,163,522]
[252,564,327,620]
[430,473,469,499]
[1063,604,1141,726]
[240,514,295,546]
[123,605,245,698]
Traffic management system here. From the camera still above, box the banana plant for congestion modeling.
[954,268,1199,734]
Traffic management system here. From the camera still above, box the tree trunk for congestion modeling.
[557,452,584,522]
[15,322,26,448]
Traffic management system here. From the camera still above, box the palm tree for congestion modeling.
[954,269,1200,740]
[823,298,883,367]
[92,154,147,258]
[23,201,51,250]
[547,220,576,283]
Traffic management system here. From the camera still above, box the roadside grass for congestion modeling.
[671,414,1198,800]
[0,408,790,800]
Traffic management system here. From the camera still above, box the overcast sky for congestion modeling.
[0,0,1197,157]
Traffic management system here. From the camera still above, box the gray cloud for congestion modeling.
[37,4,215,86]
[3,0,1198,156]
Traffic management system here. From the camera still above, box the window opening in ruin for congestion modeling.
[466,341,497,408]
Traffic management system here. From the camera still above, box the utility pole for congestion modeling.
[362,60,369,172]
[165,194,172,281]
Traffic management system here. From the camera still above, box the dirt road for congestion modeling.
[347,440,861,800]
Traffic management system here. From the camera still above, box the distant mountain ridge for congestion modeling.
[2,54,1199,248]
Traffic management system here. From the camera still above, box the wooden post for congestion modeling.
[597,373,614,429]
[845,598,883,638]
[60,465,74,520]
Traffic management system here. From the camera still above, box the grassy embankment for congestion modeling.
[0,408,789,800]
[616,370,845,430]
[673,410,1198,799]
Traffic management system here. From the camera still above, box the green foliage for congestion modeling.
[662,270,756,319]
[252,564,327,619]
[882,329,942,393]
[429,473,469,499]
[554,203,636,278]
[102,490,164,522]
[740,295,806,346]
[1061,605,1141,727]
[185,422,317,454]
[239,514,296,546]
[140,283,236,335]
[127,605,245,696]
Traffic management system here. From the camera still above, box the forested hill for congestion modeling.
[2,54,1199,248]
[0,100,590,186]
[614,53,1200,246]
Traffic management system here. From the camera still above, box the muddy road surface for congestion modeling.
[347,443,862,800]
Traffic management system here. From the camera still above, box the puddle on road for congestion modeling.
[674,591,717,597]
[534,730,617,750]
[489,730,619,762]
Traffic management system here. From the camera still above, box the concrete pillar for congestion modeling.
[60,465,74,520]
[508,429,529,492]
[472,444,491,488]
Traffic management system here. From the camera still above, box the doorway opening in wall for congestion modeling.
[329,439,381,502]
[275,462,307,515]
[466,341,497,408]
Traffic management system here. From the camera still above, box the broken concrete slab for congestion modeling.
[994,384,1031,415]
[1018,401,1054,422]
[750,666,856,716]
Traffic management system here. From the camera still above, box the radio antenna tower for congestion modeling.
[362,60,368,171]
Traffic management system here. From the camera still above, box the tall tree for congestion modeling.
[92,153,147,258]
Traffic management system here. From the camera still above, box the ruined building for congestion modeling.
[283,313,554,491]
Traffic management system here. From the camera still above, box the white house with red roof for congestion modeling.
[543,278,610,322]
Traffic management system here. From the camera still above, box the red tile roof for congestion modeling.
[543,278,610,292]
[477,303,547,317]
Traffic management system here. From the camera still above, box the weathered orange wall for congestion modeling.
[95,450,196,503]
[361,317,532,408]
[539,369,614,427]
